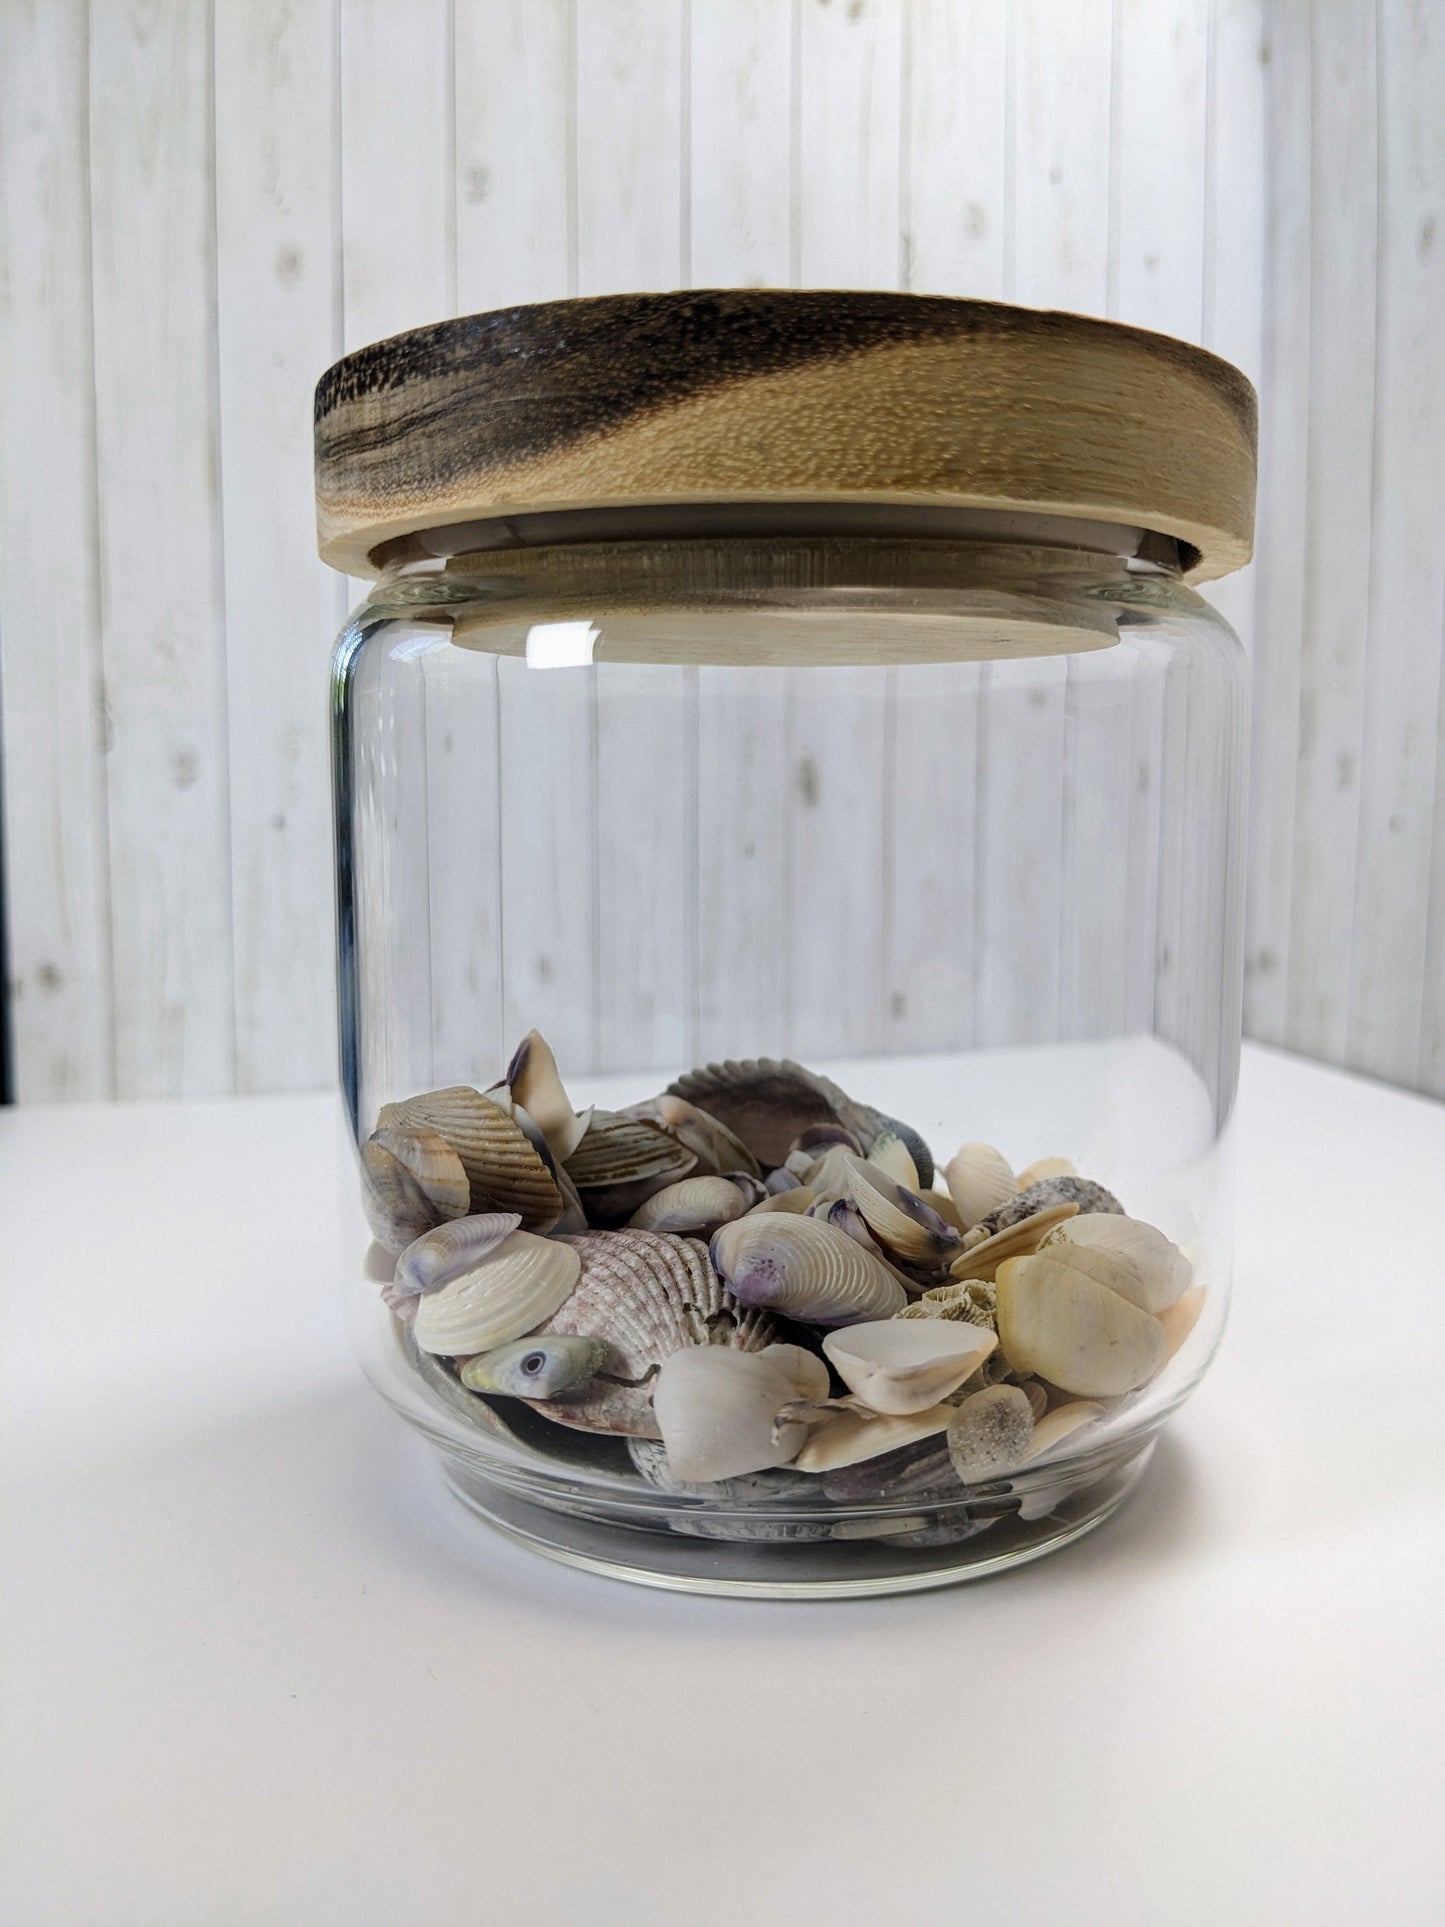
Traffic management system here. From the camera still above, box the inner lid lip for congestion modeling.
[376,502,1189,575]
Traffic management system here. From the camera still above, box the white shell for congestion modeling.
[1040,1212,1192,1313]
[1015,1155,1077,1190]
[1157,1283,1206,1361]
[505,1029,591,1162]
[822,1318,997,1415]
[652,1343,829,1483]
[627,1175,748,1236]
[746,1184,817,1216]
[843,1155,961,1264]
[866,1130,920,1190]
[1022,1400,1106,1463]
[412,1230,580,1356]
[949,1201,1080,1281]
[393,1212,523,1295]
[943,1142,1018,1230]
[791,1402,956,1473]
[995,1253,1167,1396]
[711,1212,907,1325]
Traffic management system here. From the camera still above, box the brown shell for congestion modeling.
[528,1229,779,1437]
[378,1085,563,1230]
[665,1058,879,1169]
[563,1111,697,1225]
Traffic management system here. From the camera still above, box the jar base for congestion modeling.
[435,1439,1156,1599]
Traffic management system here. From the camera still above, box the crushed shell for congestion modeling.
[378,1086,564,1230]
[412,1229,581,1356]
[896,1277,998,1330]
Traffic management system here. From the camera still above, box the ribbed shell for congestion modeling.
[665,1058,880,1169]
[412,1230,580,1355]
[621,1095,762,1180]
[528,1229,779,1437]
[711,1212,907,1325]
[379,1085,564,1230]
[393,1211,522,1295]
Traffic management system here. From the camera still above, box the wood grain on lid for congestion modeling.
[314,290,1257,582]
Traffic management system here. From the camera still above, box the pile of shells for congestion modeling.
[362,1032,1206,1519]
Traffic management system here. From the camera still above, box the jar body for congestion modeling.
[333,535,1246,1594]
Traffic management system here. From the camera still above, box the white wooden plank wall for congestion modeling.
[4,0,1444,1102]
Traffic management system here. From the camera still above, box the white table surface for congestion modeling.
[3,1044,1442,1926]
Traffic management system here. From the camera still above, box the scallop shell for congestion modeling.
[652,1343,830,1482]
[943,1142,1018,1230]
[1016,1155,1077,1190]
[665,1058,880,1169]
[621,1094,762,1180]
[1039,1212,1192,1313]
[393,1212,523,1295]
[711,1212,908,1326]
[378,1086,565,1231]
[947,1385,1036,1480]
[843,1154,962,1264]
[995,1252,1166,1396]
[360,1130,463,1254]
[948,1201,1080,1281]
[412,1229,581,1356]
[563,1112,697,1225]
[628,1175,749,1237]
[866,1130,920,1190]
[790,1401,957,1473]
[528,1229,780,1437]
[504,1029,591,1162]
[822,1318,997,1415]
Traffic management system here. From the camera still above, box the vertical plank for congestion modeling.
[1243,2,1309,1046]
[1112,0,1209,337]
[688,0,792,1062]
[1286,3,1378,1062]
[0,0,113,1100]
[903,0,1007,297]
[214,0,337,1094]
[1353,0,1445,1087]
[89,0,233,1096]
[1010,0,1112,314]
[688,0,792,289]
[791,0,902,1062]
[454,0,571,314]
[576,0,688,1074]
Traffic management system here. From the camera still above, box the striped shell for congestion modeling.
[393,1211,522,1296]
[563,1112,697,1225]
[711,1212,907,1325]
[528,1229,780,1437]
[622,1094,762,1180]
[378,1086,564,1231]
[412,1229,581,1356]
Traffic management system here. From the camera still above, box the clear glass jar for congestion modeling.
[317,293,1254,1595]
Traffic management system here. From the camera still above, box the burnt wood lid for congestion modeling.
[314,289,1257,582]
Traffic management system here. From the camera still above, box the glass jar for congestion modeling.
[317,292,1255,1596]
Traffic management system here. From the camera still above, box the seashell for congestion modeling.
[665,1057,881,1169]
[747,1184,816,1216]
[380,1279,419,1323]
[822,1318,997,1415]
[1019,1378,1049,1421]
[790,1400,957,1473]
[790,1122,865,1158]
[895,1277,998,1330]
[711,1212,907,1326]
[626,1436,820,1504]
[971,1174,1125,1242]
[873,1113,935,1190]
[503,1029,591,1163]
[393,1211,523,1295]
[378,1086,565,1231]
[459,1334,610,1399]
[1157,1283,1206,1362]
[652,1342,830,1482]
[726,1172,770,1210]
[563,1111,697,1225]
[765,1167,802,1194]
[360,1126,471,1253]
[412,1229,580,1356]
[402,1328,532,1447]
[947,1385,1036,1480]
[529,1229,780,1436]
[943,1142,1018,1230]
[1022,1399,1105,1463]
[843,1154,962,1265]
[866,1129,921,1191]
[1016,1155,1077,1190]
[797,1142,858,1206]
[628,1175,749,1238]
[622,1094,762,1180]
[1040,1212,1192,1314]
[819,1436,967,1506]
[995,1253,1166,1396]
[949,1201,1080,1280]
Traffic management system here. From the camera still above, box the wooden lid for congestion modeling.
[314,291,1257,583]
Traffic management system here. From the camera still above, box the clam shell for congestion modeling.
[1022,1399,1105,1463]
[873,1113,935,1190]
[504,1029,591,1162]
[995,1252,1166,1396]
[797,1142,858,1205]
[822,1318,997,1415]
[653,1343,830,1482]
[665,1057,880,1169]
[711,1212,908,1326]
[747,1184,816,1216]
[1157,1283,1206,1361]
[1019,1378,1049,1421]
[949,1201,1080,1280]
[1040,1212,1192,1313]
[564,1111,697,1225]
[866,1130,920,1190]
[844,1154,962,1264]
[790,1123,864,1158]
[791,1401,957,1473]
[622,1094,762,1180]
[379,1086,565,1231]
[529,1229,780,1436]
[361,1132,457,1254]
[393,1212,524,1295]
[947,1385,1035,1480]
[943,1142,1018,1230]
[628,1175,749,1238]
[412,1229,581,1355]
[818,1196,887,1258]
[1016,1155,1078,1190]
